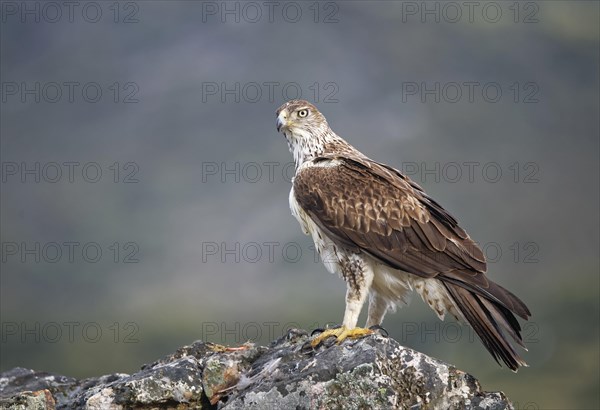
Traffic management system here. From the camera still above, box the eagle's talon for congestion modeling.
[322,336,338,348]
[300,340,316,354]
[310,326,374,348]
[311,323,342,337]
[369,325,389,337]
[310,328,325,337]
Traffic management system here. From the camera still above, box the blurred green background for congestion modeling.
[1,1,598,409]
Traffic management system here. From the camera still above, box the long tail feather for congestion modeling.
[442,279,529,371]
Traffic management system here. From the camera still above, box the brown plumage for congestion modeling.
[276,99,531,371]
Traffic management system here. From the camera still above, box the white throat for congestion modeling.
[284,127,327,169]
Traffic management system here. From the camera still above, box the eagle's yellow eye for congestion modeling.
[297,109,309,118]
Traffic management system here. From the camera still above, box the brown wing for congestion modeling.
[294,156,485,275]
[293,156,530,319]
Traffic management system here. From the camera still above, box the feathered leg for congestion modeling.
[366,291,389,328]
[311,255,375,347]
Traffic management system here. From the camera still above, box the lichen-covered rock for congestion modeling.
[0,388,56,410]
[0,329,514,409]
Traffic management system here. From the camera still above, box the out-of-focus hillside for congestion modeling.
[1,2,598,408]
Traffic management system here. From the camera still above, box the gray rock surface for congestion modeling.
[0,329,514,409]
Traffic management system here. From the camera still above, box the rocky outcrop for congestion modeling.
[0,329,513,409]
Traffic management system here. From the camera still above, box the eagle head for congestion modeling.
[276,99,328,135]
[276,99,347,168]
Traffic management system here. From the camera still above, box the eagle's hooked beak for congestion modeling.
[276,111,288,133]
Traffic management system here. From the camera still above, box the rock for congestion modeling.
[0,329,514,409]
[0,388,56,410]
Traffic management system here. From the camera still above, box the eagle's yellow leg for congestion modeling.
[310,326,374,347]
